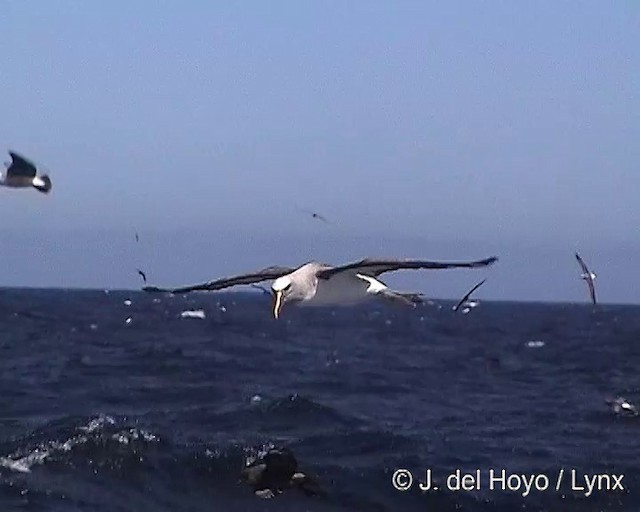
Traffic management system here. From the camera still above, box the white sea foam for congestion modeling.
[180,309,206,319]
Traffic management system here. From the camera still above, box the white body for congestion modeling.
[307,273,385,306]
[278,263,386,307]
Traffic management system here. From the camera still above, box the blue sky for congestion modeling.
[0,2,638,303]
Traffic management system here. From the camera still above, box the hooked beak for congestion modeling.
[272,290,284,319]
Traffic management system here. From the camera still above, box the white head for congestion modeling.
[271,275,296,319]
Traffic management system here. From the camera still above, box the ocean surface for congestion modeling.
[0,289,638,511]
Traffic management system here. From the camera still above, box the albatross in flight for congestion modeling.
[143,255,498,318]
[575,252,597,305]
[452,279,486,312]
[296,206,330,224]
[1,151,52,194]
[136,269,147,284]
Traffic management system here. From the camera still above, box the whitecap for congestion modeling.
[0,450,49,473]
[79,415,116,433]
[180,309,206,319]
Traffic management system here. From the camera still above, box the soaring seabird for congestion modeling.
[575,252,597,305]
[143,256,498,319]
[297,206,330,224]
[1,151,52,194]
[241,447,323,498]
[452,279,486,312]
[250,283,272,296]
[136,269,147,284]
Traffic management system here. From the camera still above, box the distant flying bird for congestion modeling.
[0,151,52,194]
[297,207,330,224]
[142,255,498,319]
[136,269,147,284]
[452,279,486,312]
[250,284,271,296]
[135,232,139,243]
[575,252,597,305]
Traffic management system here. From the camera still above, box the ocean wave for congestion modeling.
[0,414,160,474]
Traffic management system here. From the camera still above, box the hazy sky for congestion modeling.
[0,2,638,303]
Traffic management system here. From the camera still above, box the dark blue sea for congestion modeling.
[0,289,638,511]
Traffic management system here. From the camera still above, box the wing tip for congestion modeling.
[481,256,499,266]
[7,150,28,164]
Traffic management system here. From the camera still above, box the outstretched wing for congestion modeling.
[574,252,590,275]
[317,256,498,280]
[586,278,597,305]
[452,279,486,312]
[7,151,38,178]
[142,265,295,294]
[575,253,596,305]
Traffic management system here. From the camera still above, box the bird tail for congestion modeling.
[33,174,52,194]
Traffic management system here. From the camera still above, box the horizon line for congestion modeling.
[0,285,636,308]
